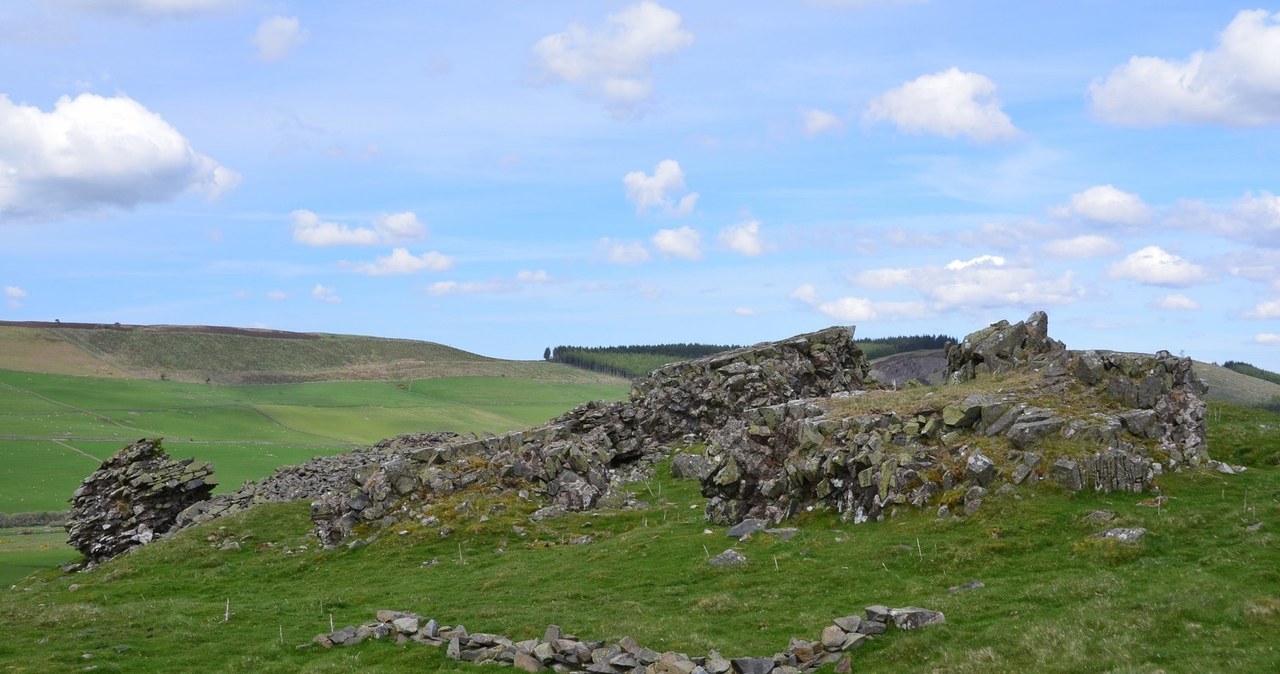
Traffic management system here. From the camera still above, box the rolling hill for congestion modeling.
[0,321,623,385]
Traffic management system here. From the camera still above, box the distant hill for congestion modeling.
[1222,360,1280,387]
[1193,360,1280,408]
[0,321,624,385]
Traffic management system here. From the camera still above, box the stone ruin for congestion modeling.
[312,604,944,674]
[700,311,1209,525]
[64,312,1213,560]
[309,326,869,546]
[65,439,216,564]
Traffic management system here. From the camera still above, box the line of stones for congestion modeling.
[313,605,945,674]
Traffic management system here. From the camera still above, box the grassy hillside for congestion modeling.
[1,444,1276,672]
[1194,361,1280,408]
[0,322,624,385]
[0,369,629,514]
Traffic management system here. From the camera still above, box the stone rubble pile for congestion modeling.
[312,605,944,673]
[700,312,1208,525]
[173,432,460,530]
[65,439,216,564]
[310,327,870,546]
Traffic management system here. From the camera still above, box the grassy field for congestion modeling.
[0,440,1276,672]
[0,368,629,514]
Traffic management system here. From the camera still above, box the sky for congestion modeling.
[2,1,1280,369]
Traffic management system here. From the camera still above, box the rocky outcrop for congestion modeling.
[945,310,1064,381]
[312,604,943,672]
[311,327,869,545]
[701,312,1208,526]
[173,432,461,531]
[66,439,216,564]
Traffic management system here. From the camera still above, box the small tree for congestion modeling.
[543,347,552,361]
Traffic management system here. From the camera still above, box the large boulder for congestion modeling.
[945,311,1065,381]
[66,439,216,563]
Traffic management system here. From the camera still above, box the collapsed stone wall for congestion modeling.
[311,327,869,545]
[313,604,944,674]
[701,312,1208,526]
[66,439,216,564]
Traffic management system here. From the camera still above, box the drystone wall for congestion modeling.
[700,312,1208,526]
[313,604,944,673]
[173,432,461,531]
[311,327,870,545]
[66,439,216,564]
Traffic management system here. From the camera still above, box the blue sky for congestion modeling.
[2,1,1279,369]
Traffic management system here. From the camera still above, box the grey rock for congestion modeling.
[731,657,775,674]
[965,451,996,486]
[948,579,984,593]
[708,549,747,567]
[832,615,862,633]
[671,453,712,480]
[1095,527,1148,544]
[889,607,946,630]
[726,518,768,539]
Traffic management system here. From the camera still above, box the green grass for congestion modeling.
[1206,402,1280,467]
[0,369,630,514]
[1194,361,1280,408]
[1,454,1276,672]
[0,527,73,588]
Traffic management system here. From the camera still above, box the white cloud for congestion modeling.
[1154,294,1200,311]
[531,1,693,117]
[623,159,698,216]
[1169,191,1280,248]
[1090,10,1280,126]
[790,284,820,305]
[253,16,308,62]
[348,248,453,276]
[516,270,550,283]
[4,285,26,309]
[818,297,930,322]
[718,220,765,256]
[291,210,427,247]
[651,226,702,260]
[1109,245,1209,288]
[1256,333,1280,345]
[1246,300,1280,319]
[1067,185,1151,225]
[1041,234,1122,259]
[800,108,843,137]
[56,0,242,18]
[596,238,651,265]
[0,93,239,221]
[312,284,341,304]
[853,254,1083,310]
[266,290,288,301]
[864,68,1020,143]
[732,307,756,316]
[427,280,510,296]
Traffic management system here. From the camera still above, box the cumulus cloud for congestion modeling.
[531,1,693,117]
[266,290,288,301]
[427,280,510,296]
[253,16,307,62]
[291,210,426,247]
[818,297,929,322]
[790,284,820,305]
[0,93,239,222]
[800,108,844,137]
[1154,294,1200,311]
[1108,245,1209,287]
[1066,185,1151,225]
[312,284,341,304]
[347,248,453,276]
[1090,10,1280,126]
[1168,191,1280,248]
[852,254,1083,310]
[651,226,702,260]
[719,220,766,256]
[4,285,26,309]
[596,238,651,265]
[1041,234,1122,259]
[864,68,1020,142]
[1257,333,1280,345]
[1246,300,1280,319]
[55,0,242,18]
[623,159,698,216]
[516,270,550,283]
